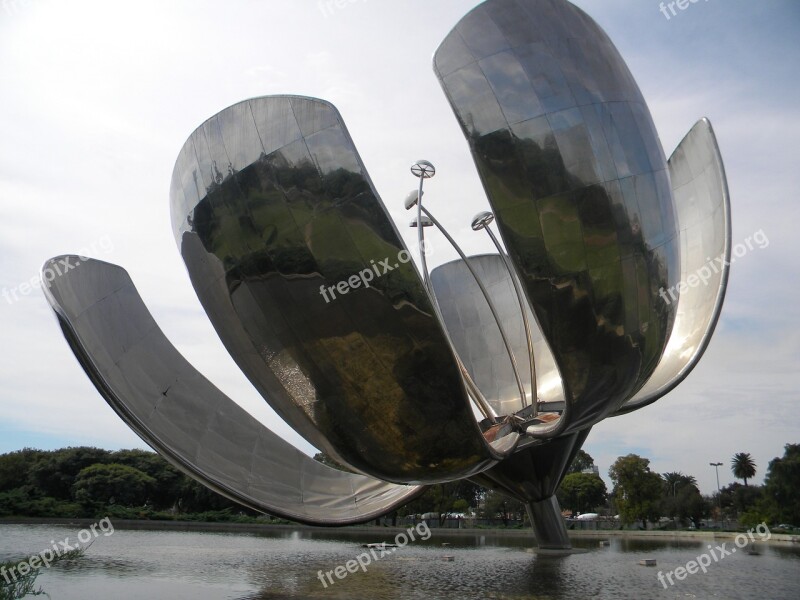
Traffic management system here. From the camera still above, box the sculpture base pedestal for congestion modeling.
[527,496,571,550]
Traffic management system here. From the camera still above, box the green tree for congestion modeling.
[662,472,697,494]
[29,447,111,499]
[558,472,606,516]
[72,463,155,507]
[763,444,800,524]
[0,447,253,519]
[719,482,763,517]
[398,480,482,525]
[661,472,706,527]
[675,486,708,528]
[109,449,188,509]
[429,481,482,525]
[0,448,44,493]
[481,489,525,526]
[731,452,757,487]
[568,450,596,474]
[609,454,663,528]
[175,478,244,514]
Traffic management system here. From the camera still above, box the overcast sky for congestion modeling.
[1,0,798,496]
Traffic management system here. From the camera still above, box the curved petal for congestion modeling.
[434,0,680,432]
[41,256,423,525]
[430,254,565,415]
[170,95,513,484]
[616,118,731,414]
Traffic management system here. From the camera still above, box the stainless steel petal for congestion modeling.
[616,118,731,414]
[41,256,423,525]
[171,95,512,484]
[434,0,680,433]
[430,254,565,416]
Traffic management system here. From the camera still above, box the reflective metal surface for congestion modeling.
[170,95,516,485]
[617,118,731,414]
[473,214,541,418]
[41,0,730,551]
[422,210,530,413]
[431,254,564,417]
[469,429,590,549]
[41,256,422,525]
[434,0,681,432]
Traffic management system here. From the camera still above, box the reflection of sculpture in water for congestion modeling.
[42,0,730,550]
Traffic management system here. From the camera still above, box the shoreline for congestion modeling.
[2,518,797,546]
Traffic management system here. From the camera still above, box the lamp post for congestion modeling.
[672,480,679,529]
[710,462,723,528]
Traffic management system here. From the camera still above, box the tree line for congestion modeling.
[0,444,797,529]
[0,447,265,522]
[605,446,799,529]
[373,445,799,530]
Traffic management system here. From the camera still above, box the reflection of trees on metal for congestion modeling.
[42,0,730,549]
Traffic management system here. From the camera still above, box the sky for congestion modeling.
[0,0,798,497]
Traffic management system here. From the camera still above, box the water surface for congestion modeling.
[1,524,798,599]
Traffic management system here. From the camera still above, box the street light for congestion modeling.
[710,462,723,527]
[672,480,679,529]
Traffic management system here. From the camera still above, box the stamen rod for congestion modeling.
[421,205,528,410]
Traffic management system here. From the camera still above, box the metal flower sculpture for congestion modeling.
[42,0,730,549]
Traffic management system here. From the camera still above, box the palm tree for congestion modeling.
[662,472,698,496]
[731,453,756,486]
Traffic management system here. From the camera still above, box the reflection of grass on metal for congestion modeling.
[0,544,88,600]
